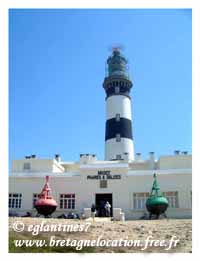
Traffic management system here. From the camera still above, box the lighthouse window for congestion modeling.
[133,193,150,209]
[115,86,120,94]
[116,155,122,160]
[9,193,22,209]
[116,134,121,142]
[116,114,120,122]
[163,191,179,208]
[60,194,75,209]
[120,81,124,87]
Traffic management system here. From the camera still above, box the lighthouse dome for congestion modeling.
[107,48,129,78]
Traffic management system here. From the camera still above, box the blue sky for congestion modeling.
[9,9,192,164]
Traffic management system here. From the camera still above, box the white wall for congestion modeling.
[106,95,132,120]
[158,155,192,169]
[105,138,134,161]
[12,159,64,173]
[9,170,192,219]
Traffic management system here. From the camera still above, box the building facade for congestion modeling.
[9,49,192,219]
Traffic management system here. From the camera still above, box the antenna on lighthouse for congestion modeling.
[108,44,125,53]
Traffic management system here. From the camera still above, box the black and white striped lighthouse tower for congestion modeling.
[103,47,134,161]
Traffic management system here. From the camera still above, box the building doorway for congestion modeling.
[95,193,113,217]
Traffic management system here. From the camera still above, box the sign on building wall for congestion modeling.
[87,170,121,180]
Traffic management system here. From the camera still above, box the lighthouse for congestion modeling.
[103,48,134,161]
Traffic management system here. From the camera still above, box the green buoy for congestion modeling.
[146,173,169,219]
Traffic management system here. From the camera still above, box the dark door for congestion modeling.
[95,193,113,217]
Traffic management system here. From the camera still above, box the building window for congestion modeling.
[116,154,122,160]
[133,192,179,210]
[33,193,40,208]
[115,86,120,94]
[60,194,75,209]
[133,192,150,210]
[163,191,179,208]
[116,114,120,122]
[9,193,22,209]
[100,180,107,188]
[116,133,121,142]
[23,162,31,170]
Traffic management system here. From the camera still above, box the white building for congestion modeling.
[9,48,192,219]
[9,152,192,219]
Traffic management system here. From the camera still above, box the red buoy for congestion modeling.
[34,176,57,217]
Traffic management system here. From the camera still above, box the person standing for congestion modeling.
[105,201,111,217]
[91,204,96,220]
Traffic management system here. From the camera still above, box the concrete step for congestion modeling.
[86,217,111,222]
